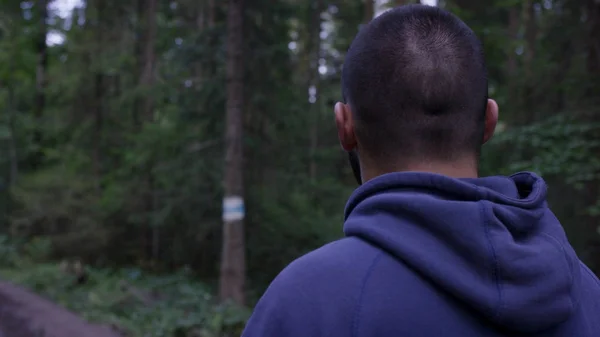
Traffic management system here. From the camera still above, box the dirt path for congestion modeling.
[0,281,122,337]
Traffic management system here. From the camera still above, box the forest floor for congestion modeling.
[0,281,120,337]
[0,263,250,337]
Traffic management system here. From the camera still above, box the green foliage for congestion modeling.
[22,237,53,263]
[1,262,250,337]
[489,114,600,186]
[0,235,19,267]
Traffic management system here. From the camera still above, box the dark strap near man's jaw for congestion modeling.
[348,150,362,185]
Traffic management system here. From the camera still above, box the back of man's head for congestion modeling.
[342,4,488,164]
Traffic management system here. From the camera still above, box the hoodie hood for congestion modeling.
[343,171,581,333]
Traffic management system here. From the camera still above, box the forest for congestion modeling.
[0,0,599,336]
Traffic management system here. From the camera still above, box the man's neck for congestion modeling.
[361,157,478,183]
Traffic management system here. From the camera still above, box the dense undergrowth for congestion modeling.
[0,237,250,337]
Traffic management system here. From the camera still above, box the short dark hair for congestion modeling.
[342,5,488,162]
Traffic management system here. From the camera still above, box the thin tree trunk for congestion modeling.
[140,0,158,122]
[92,0,105,190]
[92,74,103,186]
[308,0,323,181]
[219,0,246,305]
[33,0,48,168]
[586,0,600,274]
[145,0,159,262]
[208,0,216,28]
[133,0,143,127]
[193,0,211,89]
[586,0,600,94]
[364,0,374,23]
[195,0,216,30]
[133,0,157,126]
[7,59,18,185]
[522,0,537,121]
[506,6,519,94]
[396,0,418,6]
[135,0,159,262]
[523,1,536,80]
[503,5,521,121]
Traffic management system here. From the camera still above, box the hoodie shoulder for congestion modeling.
[241,237,382,337]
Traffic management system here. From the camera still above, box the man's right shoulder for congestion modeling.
[260,237,384,312]
[241,237,383,337]
[276,236,382,289]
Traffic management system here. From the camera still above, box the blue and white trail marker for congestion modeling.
[222,196,245,222]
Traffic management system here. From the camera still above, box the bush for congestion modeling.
[1,263,251,337]
[0,235,19,267]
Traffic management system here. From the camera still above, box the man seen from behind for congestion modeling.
[241,4,600,337]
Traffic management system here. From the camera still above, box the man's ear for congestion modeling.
[334,102,358,151]
[482,99,498,144]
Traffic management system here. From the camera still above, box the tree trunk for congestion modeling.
[92,0,105,189]
[133,0,157,126]
[506,6,519,102]
[139,0,158,122]
[219,0,246,305]
[450,0,484,13]
[135,0,159,262]
[586,0,600,91]
[522,0,538,121]
[308,0,323,181]
[396,0,418,6]
[364,0,374,23]
[586,0,600,274]
[33,0,48,168]
[7,59,18,185]
[192,0,216,89]
[208,0,216,28]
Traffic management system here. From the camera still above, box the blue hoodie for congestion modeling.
[241,172,600,337]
